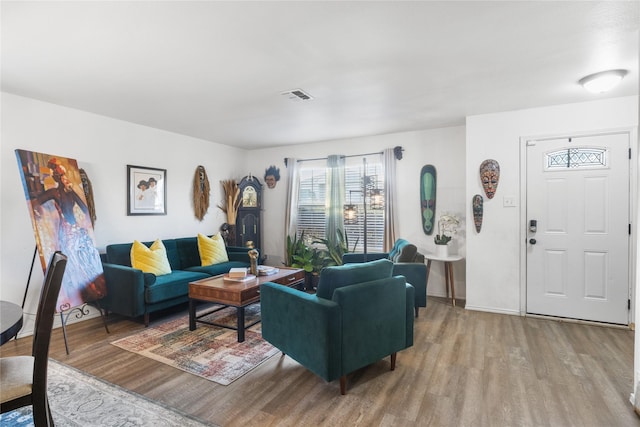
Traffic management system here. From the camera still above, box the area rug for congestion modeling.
[0,359,213,427]
[111,304,277,385]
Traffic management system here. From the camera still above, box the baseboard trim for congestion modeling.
[16,308,103,339]
[463,305,520,316]
[525,313,630,330]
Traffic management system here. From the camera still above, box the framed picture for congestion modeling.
[127,165,167,215]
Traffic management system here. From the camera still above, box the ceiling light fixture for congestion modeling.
[579,69,628,93]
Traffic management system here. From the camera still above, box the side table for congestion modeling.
[425,253,464,306]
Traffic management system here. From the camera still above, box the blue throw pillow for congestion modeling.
[388,239,409,261]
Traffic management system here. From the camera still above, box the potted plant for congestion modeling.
[313,229,349,268]
[285,232,307,268]
[285,232,322,291]
[434,214,459,257]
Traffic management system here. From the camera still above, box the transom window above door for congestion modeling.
[545,147,608,170]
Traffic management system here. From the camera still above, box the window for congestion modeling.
[296,157,384,253]
[296,165,326,243]
[545,147,608,170]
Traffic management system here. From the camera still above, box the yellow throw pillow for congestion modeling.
[130,239,172,276]
[198,233,229,266]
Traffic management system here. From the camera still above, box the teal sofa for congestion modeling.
[101,237,253,326]
[260,259,414,394]
[342,238,428,317]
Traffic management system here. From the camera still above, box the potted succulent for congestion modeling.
[434,214,459,257]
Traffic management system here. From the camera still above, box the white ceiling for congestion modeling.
[2,1,638,150]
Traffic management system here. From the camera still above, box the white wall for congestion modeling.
[5,92,634,342]
[1,93,247,335]
[465,96,638,315]
[247,125,467,299]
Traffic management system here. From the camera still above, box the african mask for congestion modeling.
[264,165,280,189]
[472,194,483,233]
[479,159,500,199]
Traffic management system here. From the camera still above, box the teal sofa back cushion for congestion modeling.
[106,239,182,270]
[316,258,393,300]
[175,237,201,268]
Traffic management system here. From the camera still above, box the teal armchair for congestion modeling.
[342,239,428,317]
[260,259,414,395]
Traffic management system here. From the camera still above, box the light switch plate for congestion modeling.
[503,196,517,207]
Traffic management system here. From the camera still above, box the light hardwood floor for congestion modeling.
[2,298,639,427]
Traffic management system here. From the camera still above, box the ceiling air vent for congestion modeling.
[281,88,314,101]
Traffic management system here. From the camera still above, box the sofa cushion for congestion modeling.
[395,244,418,262]
[107,238,181,270]
[106,243,135,266]
[387,239,410,261]
[316,258,394,300]
[197,233,229,265]
[131,240,172,276]
[145,270,209,304]
[175,237,201,268]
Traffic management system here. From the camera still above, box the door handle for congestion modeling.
[529,238,537,245]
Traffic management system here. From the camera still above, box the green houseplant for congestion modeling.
[285,232,307,268]
[313,229,349,268]
[285,232,322,290]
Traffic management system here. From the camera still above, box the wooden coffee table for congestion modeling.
[188,267,304,342]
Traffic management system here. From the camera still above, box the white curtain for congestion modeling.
[284,158,300,249]
[325,154,345,242]
[383,148,398,251]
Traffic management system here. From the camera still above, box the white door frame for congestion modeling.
[519,127,637,324]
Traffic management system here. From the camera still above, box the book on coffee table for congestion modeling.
[228,267,248,278]
[257,265,279,276]
[223,273,256,283]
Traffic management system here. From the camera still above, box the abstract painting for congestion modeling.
[15,149,106,311]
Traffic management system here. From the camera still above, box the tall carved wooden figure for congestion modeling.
[479,159,500,199]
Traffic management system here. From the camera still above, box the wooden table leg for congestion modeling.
[189,299,197,331]
[237,306,245,342]
[446,262,456,307]
[444,261,450,301]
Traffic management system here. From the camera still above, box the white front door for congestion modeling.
[526,132,630,324]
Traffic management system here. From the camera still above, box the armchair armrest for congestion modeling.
[101,262,153,318]
[260,282,342,381]
[392,262,427,311]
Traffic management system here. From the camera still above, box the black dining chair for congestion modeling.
[0,251,67,426]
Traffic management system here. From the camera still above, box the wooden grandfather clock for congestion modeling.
[236,175,262,250]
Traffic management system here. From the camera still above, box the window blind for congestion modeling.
[296,158,384,253]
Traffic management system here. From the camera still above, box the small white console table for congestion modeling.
[424,252,464,306]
